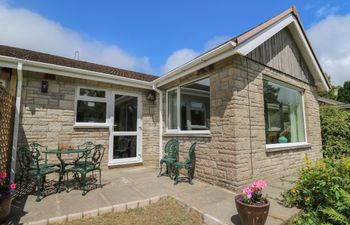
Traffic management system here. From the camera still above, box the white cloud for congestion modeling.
[163,36,229,73]
[315,4,339,18]
[0,3,151,72]
[204,35,230,51]
[163,48,199,73]
[308,14,350,85]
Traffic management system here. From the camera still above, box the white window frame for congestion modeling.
[165,76,211,135]
[263,77,309,150]
[74,86,109,128]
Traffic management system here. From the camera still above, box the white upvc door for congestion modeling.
[108,91,142,165]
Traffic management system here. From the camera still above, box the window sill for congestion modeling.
[164,130,212,137]
[266,143,311,153]
[73,123,109,129]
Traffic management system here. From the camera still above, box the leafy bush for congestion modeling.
[320,107,350,158]
[282,155,350,225]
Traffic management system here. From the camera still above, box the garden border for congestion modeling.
[25,194,229,225]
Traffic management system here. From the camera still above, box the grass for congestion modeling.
[60,197,205,225]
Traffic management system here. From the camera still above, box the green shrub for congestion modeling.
[320,107,350,158]
[282,155,350,225]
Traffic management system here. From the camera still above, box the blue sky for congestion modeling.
[1,0,350,84]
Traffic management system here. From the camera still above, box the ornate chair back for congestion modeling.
[18,142,47,173]
[164,139,179,159]
[187,142,197,166]
[91,144,105,168]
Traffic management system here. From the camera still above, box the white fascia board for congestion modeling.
[235,14,329,92]
[0,55,153,90]
[154,41,236,87]
[288,21,330,92]
[234,14,295,55]
[0,60,17,69]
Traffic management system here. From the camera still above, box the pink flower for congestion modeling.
[251,180,267,190]
[0,172,7,180]
[243,187,253,199]
[10,183,16,189]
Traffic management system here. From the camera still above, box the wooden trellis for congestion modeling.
[0,86,15,173]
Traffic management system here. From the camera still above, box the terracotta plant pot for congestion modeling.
[0,195,13,223]
[235,195,270,225]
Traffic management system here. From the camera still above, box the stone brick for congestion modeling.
[83,209,98,218]
[113,203,127,213]
[67,212,82,221]
[98,206,113,215]
[126,201,139,209]
[48,215,67,224]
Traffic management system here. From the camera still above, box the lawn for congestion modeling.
[60,197,205,225]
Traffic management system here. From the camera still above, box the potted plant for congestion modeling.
[0,171,16,222]
[235,180,270,225]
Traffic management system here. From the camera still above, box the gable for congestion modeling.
[247,28,314,85]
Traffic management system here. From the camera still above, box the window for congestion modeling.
[263,79,306,145]
[167,77,210,131]
[76,87,107,124]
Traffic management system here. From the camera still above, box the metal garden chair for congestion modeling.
[157,139,179,179]
[17,142,60,202]
[174,142,196,185]
[65,144,105,195]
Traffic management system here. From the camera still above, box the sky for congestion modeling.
[0,0,349,85]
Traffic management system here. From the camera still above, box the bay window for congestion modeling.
[263,79,306,146]
[75,87,107,124]
[167,77,210,132]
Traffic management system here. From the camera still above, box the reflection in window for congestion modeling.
[114,95,137,131]
[76,101,106,123]
[76,87,107,123]
[167,77,210,131]
[167,89,178,129]
[263,80,305,144]
[113,136,137,159]
[79,88,105,98]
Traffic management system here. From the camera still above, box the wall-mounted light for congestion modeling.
[41,80,48,93]
[146,90,156,102]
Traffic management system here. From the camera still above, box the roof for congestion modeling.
[231,6,331,89]
[0,45,158,82]
[154,6,331,92]
[318,96,345,106]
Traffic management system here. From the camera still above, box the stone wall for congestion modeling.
[162,54,322,191]
[18,71,159,168]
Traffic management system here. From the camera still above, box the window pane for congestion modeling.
[76,100,106,123]
[180,78,210,130]
[79,88,105,98]
[263,80,305,144]
[114,95,137,131]
[113,136,137,159]
[167,89,178,129]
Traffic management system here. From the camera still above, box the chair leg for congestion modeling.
[157,161,163,177]
[35,176,42,202]
[168,163,173,180]
[188,169,193,185]
[99,169,102,188]
[174,167,179,185]
[81,173,87,196]
[66,172,69,192]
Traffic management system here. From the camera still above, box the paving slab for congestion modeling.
[5,166,299,225]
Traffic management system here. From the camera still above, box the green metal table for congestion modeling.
[43,148,92,192]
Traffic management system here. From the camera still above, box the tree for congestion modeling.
[337,81,350,104]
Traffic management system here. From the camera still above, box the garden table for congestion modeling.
[43,148,92,192]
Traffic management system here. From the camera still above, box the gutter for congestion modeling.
[0,55,153,90]
[153,41,237,87]
[152,84,163,162]
[10,62,23,183]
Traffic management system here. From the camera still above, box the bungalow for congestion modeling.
[0,6,330,191]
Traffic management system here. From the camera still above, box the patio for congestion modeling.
[6,166,299,225]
